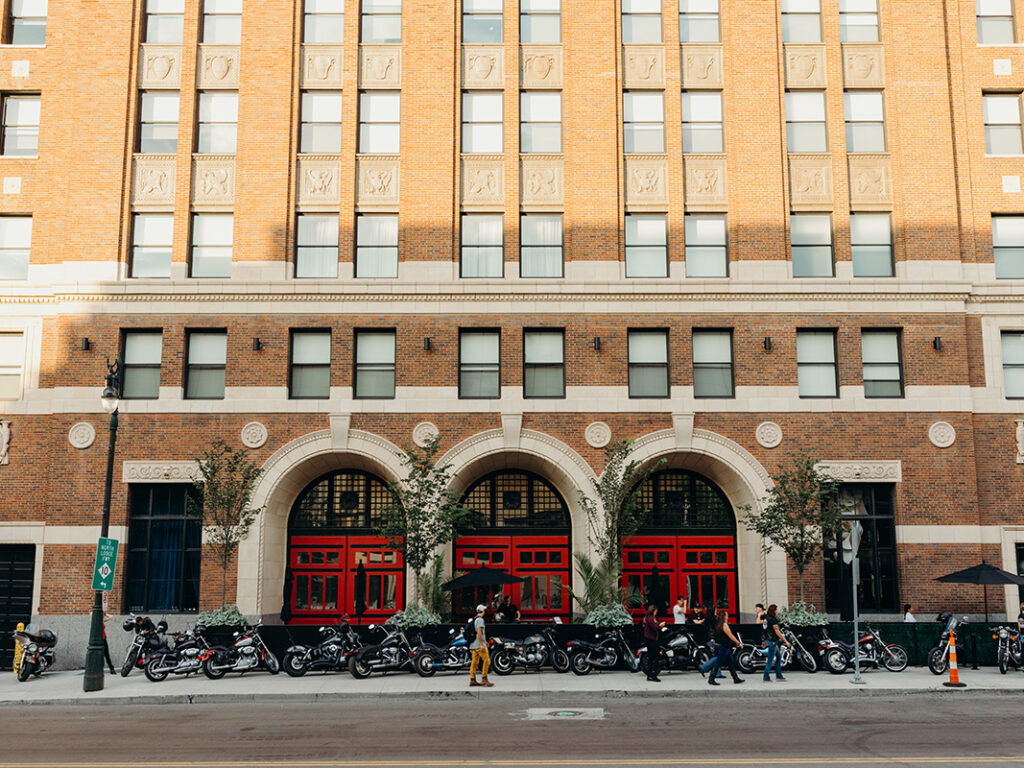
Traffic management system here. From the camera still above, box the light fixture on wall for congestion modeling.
[933,336,942,351]
[424,337,432,351]
[763,336,772,352]
[80,337,91,351]
[252,337,263,351]
[593,337,601,351]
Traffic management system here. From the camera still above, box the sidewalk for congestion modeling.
[2,665,1022,706]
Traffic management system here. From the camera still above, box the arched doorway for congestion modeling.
[454,470,572,622]
[285,469,403,625]
[622,468,739,621]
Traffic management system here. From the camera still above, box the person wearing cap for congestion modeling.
[469,603,493,687]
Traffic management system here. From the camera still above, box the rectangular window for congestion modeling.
[845,91,886,152]
[131,214,173,279]
[520,92,561,153]
[355,214,398,278]
[790,213,834,277]
[197,91,238,154]
[296,214,339,278]
[7,0,46,45]
[977,0,1016,44]
[463,0,502,43]
[358,91,400,154]
[861,329,902,398]
[679,0,719,43]
[361,0,401,43]
[138,91,179,153]
[782,0,821,43]
[0,216,31,280]
[994,216,1024,278]
[824,484,899,612]
[850,213,893,277]
[681,91,723,153]
[2,94,39,157]
[122,331,163,399]
[684,214,727,277]
[202,0,242,44]
[1003,331,1024,398]
[0,332,24,399]
[524,329,564,398]
[145,0,184,43]
[628,329,669,398]
[622,0,662,43]
[290,330,331,399]
[692,329,733,397]
[839,0,878,42]
[461,214,503,277]
[300,91,342,154]
[190,213,233,278]
[462,92,503,153]
[785,91,826,153]
[460,330,500,398]
[624,91,665,153]
[520,214,562,277]
[185,330,227,399]
[304,0,344,43]
[626,214,668,278]
[124,484,202,613]
[354,330,396,398]
[983,93,1023,155]
[797,329,838,397]
[520,0,560,43]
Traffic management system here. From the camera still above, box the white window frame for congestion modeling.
[797,329,838,398]
[354,329,396,399]
[523,329,565,399]
[983,93,1024,156]
[850,213,893,277]
[361,0,402,44]
[625,214,668,278]
[679,0,719,43]
[138,91,179,154]
[861,328,903,398]
[358,91,401,154]
[994,216,1024,279]
[122,330,163,400]
[977,0,1016,45]
[692,329,733,398]
[624,91,665,154]
[190,213,233,278]
[196,91,238,154]
[684,214,727,278]
[459,329,501,399]
[355,214,399,278]
[520,91,561,153]
[300,91,343,154]
[844,90,886,153]
[144,0,185,44]
[520,214,563,278]
[462,91,503,154]
[790,213,834,278]
[185,330,227,400]
[0,331,25,400]
[627,329,670,398]
[296,213,339,279]
[304,0,344,44]
[520,0,560,43]
[781,0,822,43]
[839,0,878,42]
[785,91,826,153]
[290,329,332,399]
[202,0,242,45]
[131,213,173,279]
[1,94,39,157]
[622,0,662,44]
[681,90,723,153]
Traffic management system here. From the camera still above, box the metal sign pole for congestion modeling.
[849,522,865,686]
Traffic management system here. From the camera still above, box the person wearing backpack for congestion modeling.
[468,604,493,687]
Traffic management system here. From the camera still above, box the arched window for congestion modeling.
[634,469,734,532]
[289,470,394,533]
[460,470,570,531]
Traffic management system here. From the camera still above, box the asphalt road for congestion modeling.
[0,694,1021,768]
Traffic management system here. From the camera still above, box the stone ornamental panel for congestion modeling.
[624,156,669,211]
[623,45,665,89]
[842,44,885,89]
[520,45,562,89]
[123,461,200,483]
[240,422,268,449]
[413,422,440,448]
[585,422,612,448]
[197,45,240,89]
[785,45,827,89]
[847,155,892,209]
[139,44,182,89]
[297,156,341,211]
[683,155,728,210]
[929,421,956,448]
[816,460,902,482]
[462,46,503,88]
[461,158,504,210]
[755,422,783,449]
[680,45,723,90]
[132,155,176,210]
[520,157,563,211]
[359,45,401,89]
[191,156,236,209]
[356,157,400,211]
[301,44,343,88]
[68,422,95,450]
[788,155,833,210]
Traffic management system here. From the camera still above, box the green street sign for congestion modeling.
[91,537,119,592]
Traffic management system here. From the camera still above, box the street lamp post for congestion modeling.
[83,356,121,693]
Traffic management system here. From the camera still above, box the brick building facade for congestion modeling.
[2,0,1024,663]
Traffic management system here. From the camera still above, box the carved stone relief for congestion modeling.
[785,44,827,89]
[842,44,885,89]
[132,155,176,210]
[301,44,343,88]
[623,45,665,89]
[191,156,236,209]
[240,421,268,449]
[413,422,440,448]
[520,45,562,89]
[520,157,564,210]
[139,44,182,89]
[816,460,902,482]
[847,155,892,209]
[585,422,612,449]
[0,419,10,464]
[356,158,400,210]
[755,422,783,449]
[683,155,728,210]
[359,45,401,89]
[929,421,956,449]
[463,45,503,88]
[461,158,504,209]
[123,461,199,483]
[1016,419,1024,464]
[297,156,341,210]
[68,422,95,450]
[680,44,723,89]
[624,157,669,210]
[788,155,833,210]
[197,45,240,89]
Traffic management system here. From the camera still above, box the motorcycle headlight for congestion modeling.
[999,628,1009,638]
[27,643,37,653]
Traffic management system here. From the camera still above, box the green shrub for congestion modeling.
[584,603,633,628]
[195,605,248,627]
[387,604,442,629]
[779,601,829,627]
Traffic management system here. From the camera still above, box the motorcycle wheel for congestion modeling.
[795,647,818,673]
[999,649,1008,675]
[734,648,755,675]
[825,647,849,674]
[203,655,228,680]
[264,652,280,675]
[349,652,374,680]
[882,644,909,672]
[569,652,591,676]
[16,660,33,682]
[693,647,711,670]
[283,652,308,677]
[550,648,570,673]
[144,656,170,682]
[414,652,437,678]
[120,647,139,678]
[927,647,947,676]
[490,649,514,676]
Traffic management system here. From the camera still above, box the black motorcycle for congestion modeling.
[144,625,215,682]
[120,614,168,677]
[637,626,711,674]
[202,622,280,678]
[413,627,472,677]
[13,626,57,682]
[735,624,819,674]
[928,612,967,675]
[490,626,569,675]
[284,621,364,677]
[568,626,641,675]
[990,625,1023,674]
[820,625,907,674]
[349,623,418,678]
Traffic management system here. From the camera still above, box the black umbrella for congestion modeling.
[354,562,367,621]
[442,567,526,591]
[934,561,1024,622]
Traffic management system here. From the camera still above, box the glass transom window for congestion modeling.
[994,216,1024,278]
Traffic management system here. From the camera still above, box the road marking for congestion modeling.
[523,707,606,720]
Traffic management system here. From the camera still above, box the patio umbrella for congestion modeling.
[442,567,525,591]
[934,561,1024,622]
[354,562,367,621]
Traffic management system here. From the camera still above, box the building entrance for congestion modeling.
[0,544,34,670]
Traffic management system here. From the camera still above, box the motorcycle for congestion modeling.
[928,612,968,675]
[284,621,364,677]
[13,626,57,682]
[648,627,713,673]
[144,625,215,682]
[735,624,818,674]
[489,626,570,675]
[413,627,472,677]
[120,614,168,677]
[990,625,1023,674]
[819,625,907,674]
[202,622,280,678]
[568,626,640,675]
[349,623,418,678]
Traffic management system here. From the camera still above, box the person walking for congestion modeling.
[707,609,744,686]
[642,603,665,682]
[672,595,688,625]
[468,604,493,687]
[697,604,723,679]
[761,604,790,682]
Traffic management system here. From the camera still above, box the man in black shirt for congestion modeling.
[496,595,520,623]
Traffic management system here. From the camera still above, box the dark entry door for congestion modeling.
[0,544,35,669]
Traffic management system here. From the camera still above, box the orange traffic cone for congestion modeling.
[942,633,966,688]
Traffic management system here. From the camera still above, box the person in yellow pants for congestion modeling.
[469,604,493,687]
